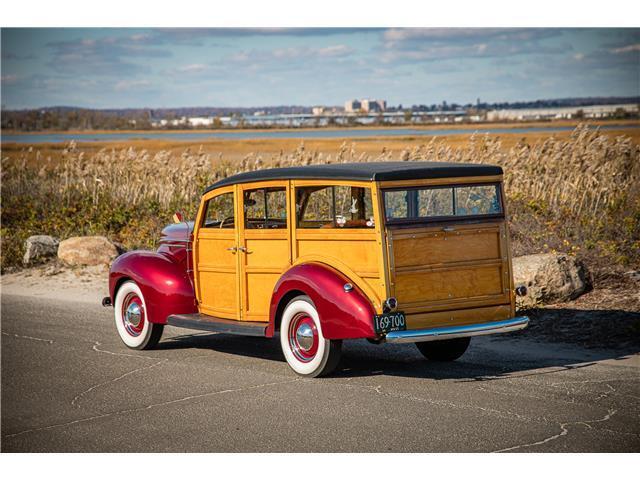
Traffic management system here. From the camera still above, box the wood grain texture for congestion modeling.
[388,220,511,324]
[405,304,513,330]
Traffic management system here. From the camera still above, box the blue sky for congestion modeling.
[1,28,638,109]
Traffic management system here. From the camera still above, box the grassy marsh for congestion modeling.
[1,125,638,277]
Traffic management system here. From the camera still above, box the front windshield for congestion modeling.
[384,183,502,223]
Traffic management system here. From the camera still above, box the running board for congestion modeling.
[166,313,268,337]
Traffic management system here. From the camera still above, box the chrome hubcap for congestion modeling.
[295,323,314,351]
[125,302,142,329]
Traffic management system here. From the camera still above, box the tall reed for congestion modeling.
[2,125,638,271]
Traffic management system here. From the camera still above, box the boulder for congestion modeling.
[57,236,119,266]
[512,253,591,308]
[23,235,60,265]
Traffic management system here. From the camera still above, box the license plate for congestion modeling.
[373,311,406,334]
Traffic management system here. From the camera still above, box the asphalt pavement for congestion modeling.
[2,293,639,452]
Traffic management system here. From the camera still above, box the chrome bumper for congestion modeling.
[384,316,529,344]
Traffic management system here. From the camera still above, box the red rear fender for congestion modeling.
[268,263,377,340]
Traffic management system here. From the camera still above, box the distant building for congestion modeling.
[486,104,638,121]
[312,106,327,116]
[187,116,214,127]
[345,98,387,113]
[344,99,362,112]
[151,117,187,127]
[361,99,386,113]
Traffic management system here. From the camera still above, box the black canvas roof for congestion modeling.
[204,161,503,193]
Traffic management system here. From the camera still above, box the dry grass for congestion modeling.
[2,125,639,273]
[2,123,639,168]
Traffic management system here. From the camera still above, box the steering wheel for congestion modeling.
[219,216,234,228]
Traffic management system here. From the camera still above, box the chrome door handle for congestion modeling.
[238,246,248,253]
[226,246,238,253]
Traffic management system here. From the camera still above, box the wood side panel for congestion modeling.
[244,272,283,321]
[294,238,385,308]
[194,185,240,320]
[387,219,511,324]
[288,178,388,313]
[192,185,235,312]
[238,181,292,321]
[244,238,290,269]
[296,239,379,271]
[393,228,501,268]
[395,264,504,303]
[372,181,392,302]
[405,304,512,330]
[401,294,511,315]
[198,271,238,316]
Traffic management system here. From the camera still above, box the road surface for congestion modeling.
[2,293,639,452]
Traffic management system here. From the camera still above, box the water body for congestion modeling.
[2,124,638,144]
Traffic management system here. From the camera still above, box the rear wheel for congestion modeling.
[415,337,470,361]
[279,295,342,377]
[114,280,164,350]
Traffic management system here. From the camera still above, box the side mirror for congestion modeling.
[173,211,184,224]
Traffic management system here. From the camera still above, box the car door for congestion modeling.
[193,186,241,319]
[238,181,292,322]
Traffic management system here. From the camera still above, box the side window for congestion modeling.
[296,185,375,229]
[244,187,287,229]
[334,186,374,228]
[298,186,333,228]
[202,192,234,228]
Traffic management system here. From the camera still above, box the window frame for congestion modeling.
[382,182,505,226]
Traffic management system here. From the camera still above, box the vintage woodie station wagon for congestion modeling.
[104,161,529,377]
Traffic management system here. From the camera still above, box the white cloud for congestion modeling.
[178,63,208,73]
[114,79,151,91]
[1,74,19,84]
[610,44,640,54]
[229,44,354,64]
[380,28,565,64]
[317,45,353,57]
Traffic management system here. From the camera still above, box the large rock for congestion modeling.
[513,253,591,308]
[23,235,60,265]
[57,236,119,266]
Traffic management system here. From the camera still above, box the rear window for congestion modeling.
[384,183,502,223]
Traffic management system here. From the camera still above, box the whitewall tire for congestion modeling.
[279,295,341,377]
[114,280,163,350]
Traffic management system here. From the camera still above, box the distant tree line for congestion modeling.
[1,108,154,131]
[2,96,638,132]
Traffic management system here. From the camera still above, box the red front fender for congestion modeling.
[108,251,197,324]
[268,263,377,340]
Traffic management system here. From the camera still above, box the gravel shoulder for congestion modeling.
[508,274,640,351]
[1,264,109,305]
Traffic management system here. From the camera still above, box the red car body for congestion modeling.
[108,222,377,340]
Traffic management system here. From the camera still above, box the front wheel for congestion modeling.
[415,337,470,361]
[114,280,164,350]
[279,295,342,377]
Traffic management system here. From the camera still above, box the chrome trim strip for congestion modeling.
[384,316,529,344]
